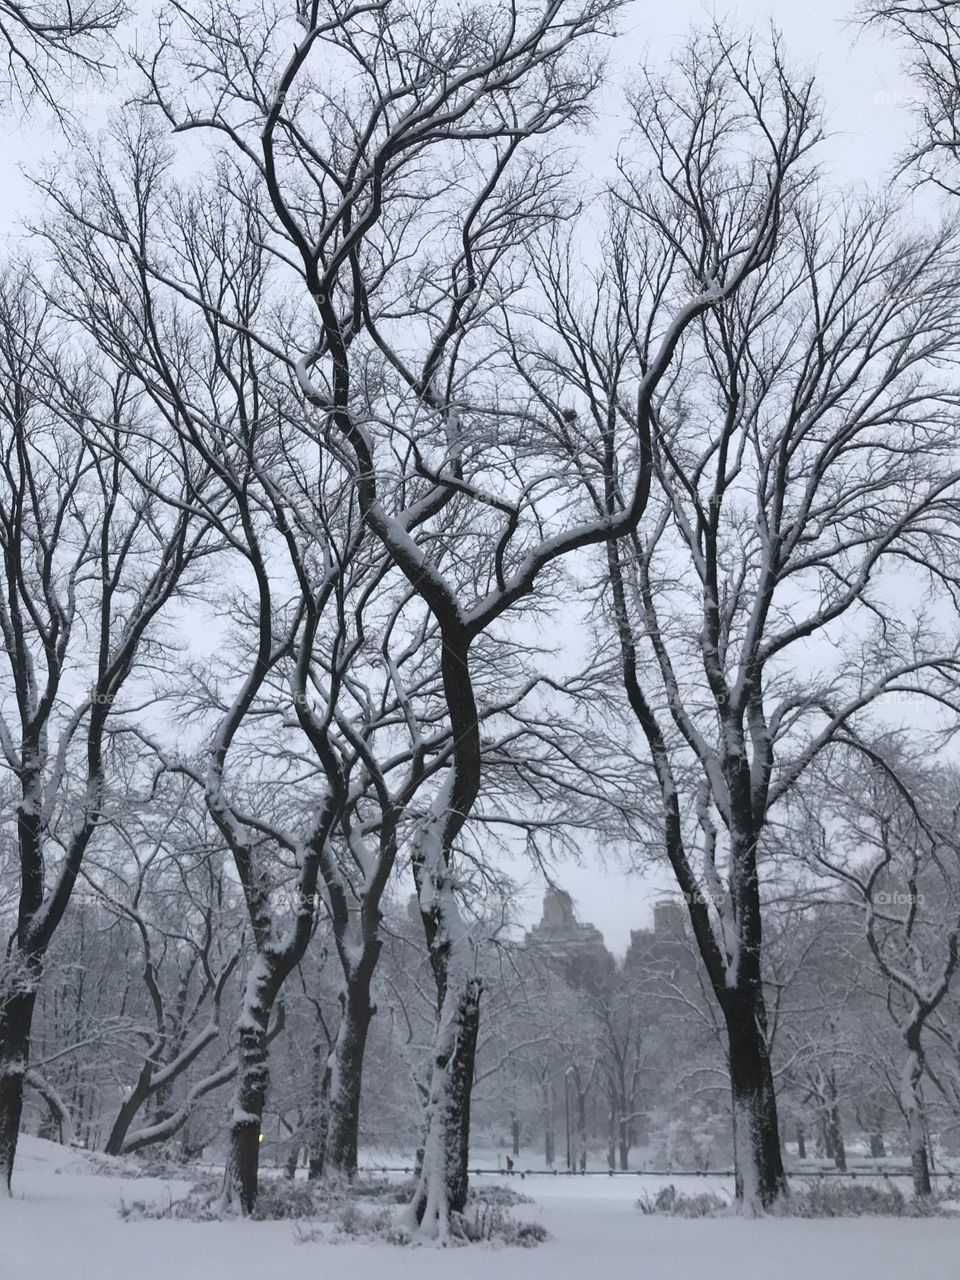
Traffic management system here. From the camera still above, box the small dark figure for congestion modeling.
[505,1155,514,1174]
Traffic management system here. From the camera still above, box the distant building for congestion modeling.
[525,887,615,988]
[624,896,692,973]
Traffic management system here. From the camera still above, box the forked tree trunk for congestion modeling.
[723,988,786,1211]
[0,977,39,1195]
[405,976,481,1240]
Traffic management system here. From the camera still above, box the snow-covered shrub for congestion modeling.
[637,1184,731,1216]
[468,1182,533,1207]
[459,1202,548,1246]
[779,1180,953,1217]
[350,1175,415,1203]
[119,1173,326,1221]
[334,1203,407,1243]
[118,1189,222,1222]
[250,1178,320,1220]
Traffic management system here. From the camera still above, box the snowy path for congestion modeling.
[4,1139,960,1280]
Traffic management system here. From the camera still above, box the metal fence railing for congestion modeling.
[355,1164,959,1180]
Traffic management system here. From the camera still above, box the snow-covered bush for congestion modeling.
[780,1181,946,1217]
[333,1203,407,1243]
[250,1179,321,1220]
[460,1202,548,1246]
[637,1184,731,1217]
[467,1183,533,1207]
[119,1174,323,1221]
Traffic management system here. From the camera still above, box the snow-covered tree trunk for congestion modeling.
[825,1079,846,1173]
[0,979,38,1195]
[404,972,481,1240]
[902,1029,932,1198]
[571,1072,588,1172]
[543,1077,556,1168]
[104,1066,154,1157]
[220,960,276,1214]
[723,988,787,1212]
[25,1071,73,1148]
[323,976,376,1178]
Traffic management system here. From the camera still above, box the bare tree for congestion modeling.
[35,116,639,1219]
[0,268,211,1193]
[80,782,244,1157]
[804,750,960,1197]
[866,0,960,193]
[0,0,123,110]
[504,28,839,1208]
[123,0,802,1234]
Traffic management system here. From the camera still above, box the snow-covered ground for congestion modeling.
[5,1136,960,1280]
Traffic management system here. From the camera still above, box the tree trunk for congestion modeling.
[826,1097,846,1172]
[26,1071,74,1147]
[910,1140,931,1197]
[819,1115,833,1161]
[902,1032,931,1198]
[0,982,38,1195]
[307,1043,331,1181]
[796,1124,806,1160]
[104,1067,152,1156]
[405,976,481,1240]
[544,1079,555,1168]
[220,963,275,1215]
[323,979,375,1178]
[869,1131,885,1159]
[723,989,786,1211]
[576,1087,587,1172]
[510,1110,520,1158]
